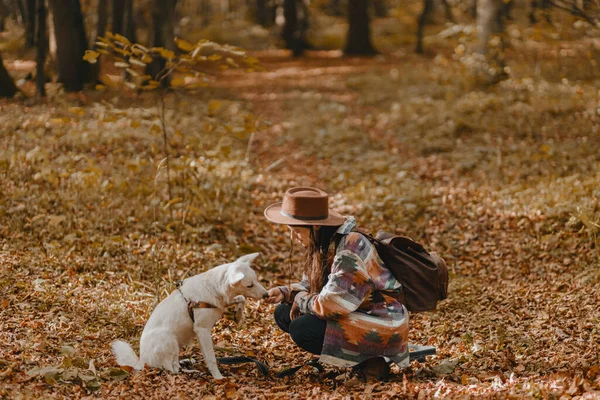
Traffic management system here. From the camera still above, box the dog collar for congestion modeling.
[178,287,217,323]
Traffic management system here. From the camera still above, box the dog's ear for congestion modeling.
[237,252,259,265]
[228,269,245,286]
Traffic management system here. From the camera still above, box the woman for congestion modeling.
[264,187,409,376]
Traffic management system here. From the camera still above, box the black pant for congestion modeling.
[274,303,327,355]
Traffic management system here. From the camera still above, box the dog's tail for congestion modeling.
[111,340,142,369]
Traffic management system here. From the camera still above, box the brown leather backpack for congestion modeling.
[355,230,449,313]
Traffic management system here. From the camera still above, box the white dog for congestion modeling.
[111,253,267,379]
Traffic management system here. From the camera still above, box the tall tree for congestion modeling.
[256,0,268,26]
[416,0,432,54]
[25,0,36,46]
[344,0,376,55]
[0,52,17,97]
[0,0,6,32]
[416,0,454,54]
[35,0,47,97]
[282,0,309,56]
[112,0,124,34]
[475,0,507,83]
[200,0,211,27]
[328,0,343,16]
[90,0,108,82]
[123,0,136,41]
[372,0,388,17]
[147,0,177,85]
[48,0,89,92]
[15,0,26,24]
[477,0,503,55]
[112,0,136,41]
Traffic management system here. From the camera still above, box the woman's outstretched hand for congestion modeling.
[264,287,284,304]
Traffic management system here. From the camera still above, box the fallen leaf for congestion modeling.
[61,345,76,356]
[106,367,129,381]
[432,359,458,376]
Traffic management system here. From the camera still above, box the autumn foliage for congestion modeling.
[1,3,600,400]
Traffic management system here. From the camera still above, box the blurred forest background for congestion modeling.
[1,0,600,398]
[1,0,600,93]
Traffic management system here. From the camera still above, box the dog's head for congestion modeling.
[227,253,268,300]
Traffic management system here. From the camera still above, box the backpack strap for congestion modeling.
[333,227,375,252]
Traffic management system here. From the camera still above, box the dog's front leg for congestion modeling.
[195,327,224,380]
[231,295,246,324]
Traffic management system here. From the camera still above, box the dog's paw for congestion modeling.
[233,302,245,324]
[212,373,225,380]
[231,295,246,305]
[179,358,196,370]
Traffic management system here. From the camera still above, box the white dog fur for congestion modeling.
[111,252,267,379]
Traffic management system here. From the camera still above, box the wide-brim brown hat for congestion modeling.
[264,187,345,226]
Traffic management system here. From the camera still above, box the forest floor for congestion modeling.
[2,20,600,399]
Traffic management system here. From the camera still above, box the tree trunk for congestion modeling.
[90,0,108,83]
[476,0,506,83]
[200,0,211,27]
[282,0,308,56]
[0,53,17,97]
[0,0,6,32]
[96,0,108,41]
[442,0,455,22]
[282,0,297,50]
[256,0,267,26]
[372,0,388,17]
[123,0,136,42]
[344,0,376,55]
[501,0,513,20]
[147,0,177,85]
[36,0,46,97]
[416,0,433,54]
[476,0,503,55]
[25,0,35,47]
[112,0,124,34]
[15,0,26,24]
[328,0,342,16]
[49,0,89,92]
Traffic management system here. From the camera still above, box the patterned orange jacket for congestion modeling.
[284,217,410,367]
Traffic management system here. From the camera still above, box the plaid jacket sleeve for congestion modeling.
[278,274,310,303]
[295,249,372,318]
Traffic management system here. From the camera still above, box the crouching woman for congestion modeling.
[263,187,409,376]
